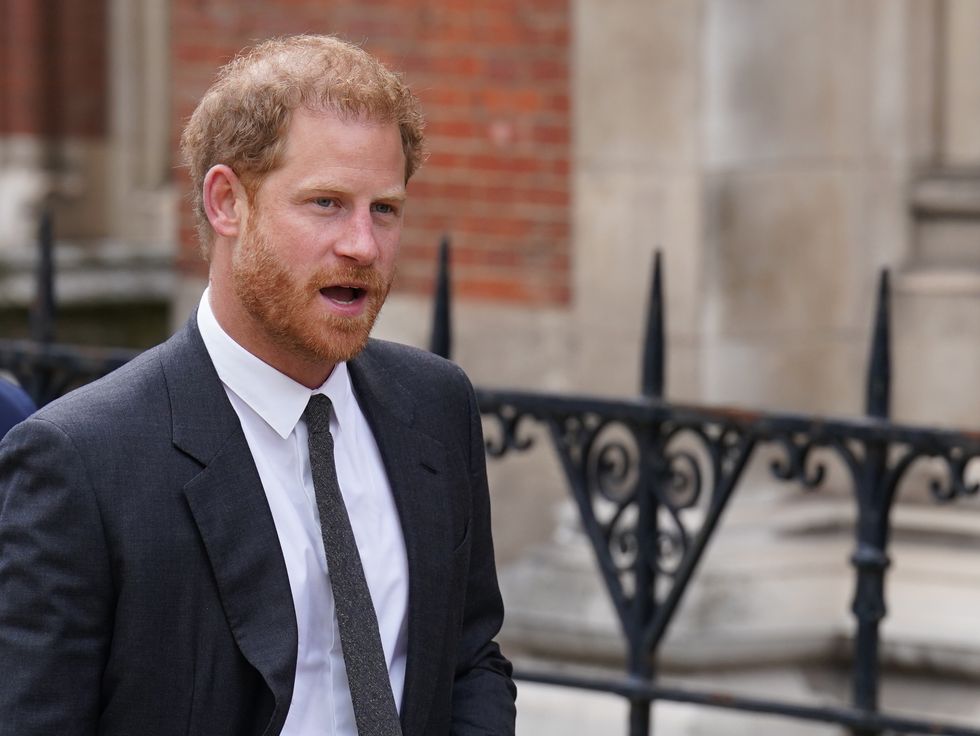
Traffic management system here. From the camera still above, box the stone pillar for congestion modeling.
[701,0,929,415]
[108,0,176,251]
[572,0,704,401]
[894,0,980,428]
[940,0,980,165]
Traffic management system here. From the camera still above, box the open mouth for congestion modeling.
[320,285,366,304]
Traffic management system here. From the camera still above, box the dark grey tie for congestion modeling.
[304,394,402,736]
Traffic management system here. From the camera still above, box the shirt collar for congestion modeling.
[197,287,355,439]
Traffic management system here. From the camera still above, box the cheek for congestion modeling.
[374,230,401,270]
[379,245,400,279]
[278,222,327,264]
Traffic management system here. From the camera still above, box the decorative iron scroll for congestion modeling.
[760,424,980,507]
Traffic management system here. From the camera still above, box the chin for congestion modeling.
[298,319,374,366]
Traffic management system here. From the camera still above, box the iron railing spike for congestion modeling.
[641,250,665,399]
[865,269,891,419]
[429,234,452,360]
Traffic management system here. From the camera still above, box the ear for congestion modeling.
[203,164,249,238]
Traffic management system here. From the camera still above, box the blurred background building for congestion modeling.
[1,0,979,733]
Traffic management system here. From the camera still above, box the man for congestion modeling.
[0,35,516,735]
[0,378,34,438]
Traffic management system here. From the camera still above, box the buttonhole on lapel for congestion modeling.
[420,459,438,474]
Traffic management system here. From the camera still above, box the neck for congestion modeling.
[206,281,336,389]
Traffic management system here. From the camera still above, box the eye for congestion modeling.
[313,197,337,208]
[372,202,399,215]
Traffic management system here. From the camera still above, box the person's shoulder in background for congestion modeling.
[0,379,36,439]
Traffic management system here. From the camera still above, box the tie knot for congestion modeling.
[304,394,334,435]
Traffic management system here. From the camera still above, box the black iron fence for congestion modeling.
[438,246,980,736]
[3,223,980,736]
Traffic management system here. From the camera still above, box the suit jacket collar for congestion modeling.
[161,314,297,736]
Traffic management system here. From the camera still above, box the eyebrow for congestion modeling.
[300,181,406,202]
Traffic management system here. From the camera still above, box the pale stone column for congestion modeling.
[572,0,704,401]
[108,0,177,251]
[940,0,980,165]
[893,0,980,427]
[701,0,930,415]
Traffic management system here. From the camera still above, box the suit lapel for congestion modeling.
[349,345,456,736]
[162,316,297,736]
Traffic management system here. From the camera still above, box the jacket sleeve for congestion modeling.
[450,367,517,735]
[0,417,112,735]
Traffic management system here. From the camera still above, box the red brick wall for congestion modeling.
[0,0,107,137]
[172,0,570,306]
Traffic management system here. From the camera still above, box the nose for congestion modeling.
[334,208,379,265]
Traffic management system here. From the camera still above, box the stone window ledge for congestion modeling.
[0,239,174,308]
[911,168,980,218]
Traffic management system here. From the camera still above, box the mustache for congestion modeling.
[307,265,388,292]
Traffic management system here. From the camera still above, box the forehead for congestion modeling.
[272,107,406,186]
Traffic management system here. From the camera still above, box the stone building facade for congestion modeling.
[0,0,174,344]
[1,1,979,733]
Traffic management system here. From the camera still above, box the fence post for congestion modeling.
[30,208,56,346]
[628,252,667,736]
[23,208,57,404]
[849,270,892,734]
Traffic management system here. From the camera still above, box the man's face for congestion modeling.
[229,108,406,376]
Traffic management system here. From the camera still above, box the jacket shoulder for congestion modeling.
[41,343,161,404]
[360,338,472,394]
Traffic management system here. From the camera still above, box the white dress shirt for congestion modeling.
[197,289,409,736]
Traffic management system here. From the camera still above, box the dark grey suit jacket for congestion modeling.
[0,316,515,735]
